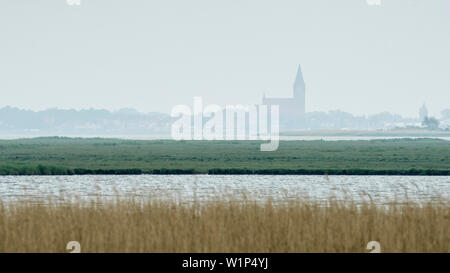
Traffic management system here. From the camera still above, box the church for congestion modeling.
[262,65,306,126]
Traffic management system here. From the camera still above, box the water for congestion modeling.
[1,135,450,141]
[0,175,448,204]
[280,136,450,141]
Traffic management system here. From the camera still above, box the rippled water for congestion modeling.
[0,175,448,204]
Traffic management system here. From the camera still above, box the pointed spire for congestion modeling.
[294,64,304,87]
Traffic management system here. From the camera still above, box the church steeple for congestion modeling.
[262,65,306,120]
[293,64,305,99]
[294,65,304,86]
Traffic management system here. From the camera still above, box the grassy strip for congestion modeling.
[0,137,449,175]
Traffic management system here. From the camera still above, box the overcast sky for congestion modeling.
[0,0,449,118]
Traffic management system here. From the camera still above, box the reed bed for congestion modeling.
[0,196,448,253]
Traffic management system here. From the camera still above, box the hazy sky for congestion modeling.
[0,0,449,118]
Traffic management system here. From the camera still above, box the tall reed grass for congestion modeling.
[0,196,448,253]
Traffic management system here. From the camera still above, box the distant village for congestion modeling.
[0,104,448,137]
[261,66,450,131]
[0,65,449,136]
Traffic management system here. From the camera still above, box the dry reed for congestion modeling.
[0,196,448,253]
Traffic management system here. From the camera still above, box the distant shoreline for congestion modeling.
[281,129,450,137]
[0,135,449,142]
[1,128,450,141]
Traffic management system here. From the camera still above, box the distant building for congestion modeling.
[419,103,428,122]
[262,65,306,125]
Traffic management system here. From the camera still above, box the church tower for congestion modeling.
[261,64,307,128]
[293,64,306,114]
